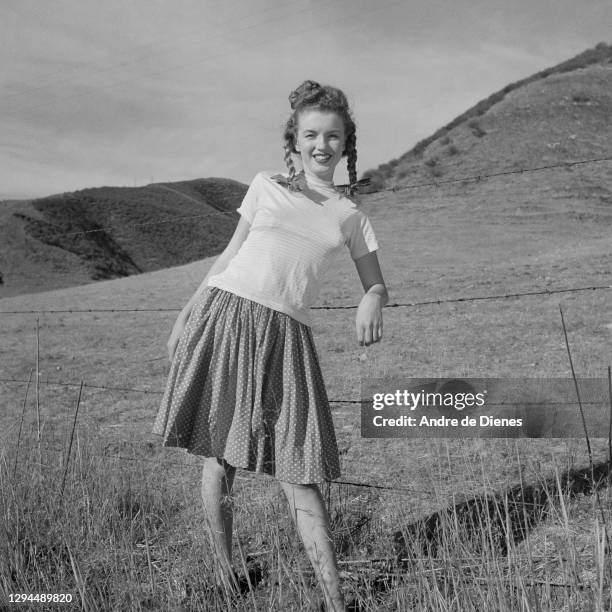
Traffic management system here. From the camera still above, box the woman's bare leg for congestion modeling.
[201,457,237,588]
[279,481,345,612]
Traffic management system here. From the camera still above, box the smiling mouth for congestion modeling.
[313,154,331,163]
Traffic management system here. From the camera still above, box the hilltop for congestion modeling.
[363,42,612,189]
[2,43,612,298]
[0,178,247,297]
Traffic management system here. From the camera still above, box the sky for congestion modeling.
[1,0,611,199]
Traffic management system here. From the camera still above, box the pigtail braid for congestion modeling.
[345,131,358,186]
[283,141,296,180]
[275,133,305,192]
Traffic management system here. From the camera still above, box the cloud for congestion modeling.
[2,0,611,197]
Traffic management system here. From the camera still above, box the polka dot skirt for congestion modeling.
[152,287,341,484]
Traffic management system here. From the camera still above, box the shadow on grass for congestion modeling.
[393,459,611,564]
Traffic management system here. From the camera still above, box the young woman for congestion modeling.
[153,80,388,611]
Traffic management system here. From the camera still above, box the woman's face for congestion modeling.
[294,109,346,183]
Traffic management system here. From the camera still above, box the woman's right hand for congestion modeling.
[167,310,190,362]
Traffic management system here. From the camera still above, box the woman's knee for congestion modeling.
[201,457,235,489]
[279,480,319,499]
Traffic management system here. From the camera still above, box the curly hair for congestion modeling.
[282,80,358,186]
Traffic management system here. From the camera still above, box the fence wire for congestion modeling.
[5,154,611,243]
[1,283,610,315]
[2,154,611,499]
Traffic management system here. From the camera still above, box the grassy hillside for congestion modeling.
[3,42,612,301]
[0,178,247,298]
[2,163,611,610]
[363,42,612,189]
[2,43,612,610]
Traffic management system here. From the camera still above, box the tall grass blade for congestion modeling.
[13,368,33,478]
[67,543,95,611]
[60,381,83,498]
[35,315,41,442]
[608,365,612,481]
[559,306,611,562]
[558,305,592,463]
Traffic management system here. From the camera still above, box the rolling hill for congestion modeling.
[2,42,611,300]
[0,178,247,297]
[362,42,612,189]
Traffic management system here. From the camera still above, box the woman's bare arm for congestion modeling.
[353,251,388,346]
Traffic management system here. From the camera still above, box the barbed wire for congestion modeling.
[321,284,612,310]
[7,155,611,244]
[9,432,609,501]
[3,157,611,500]
[9,439,433,495]
[375,155,612,194]
[37,207,239,240]
[0,376,360,404]
[0,306,179,314]
[1,375,608,409]
[1,283,610,315]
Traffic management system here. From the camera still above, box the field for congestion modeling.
[2,52,612,612]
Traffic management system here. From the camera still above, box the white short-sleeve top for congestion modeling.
[207,171,379,326]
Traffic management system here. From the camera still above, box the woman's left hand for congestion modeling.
[355,292,384,346]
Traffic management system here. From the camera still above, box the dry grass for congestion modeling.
[2,162,612,609]
[2,49,612,611]
[2,419,612,610]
